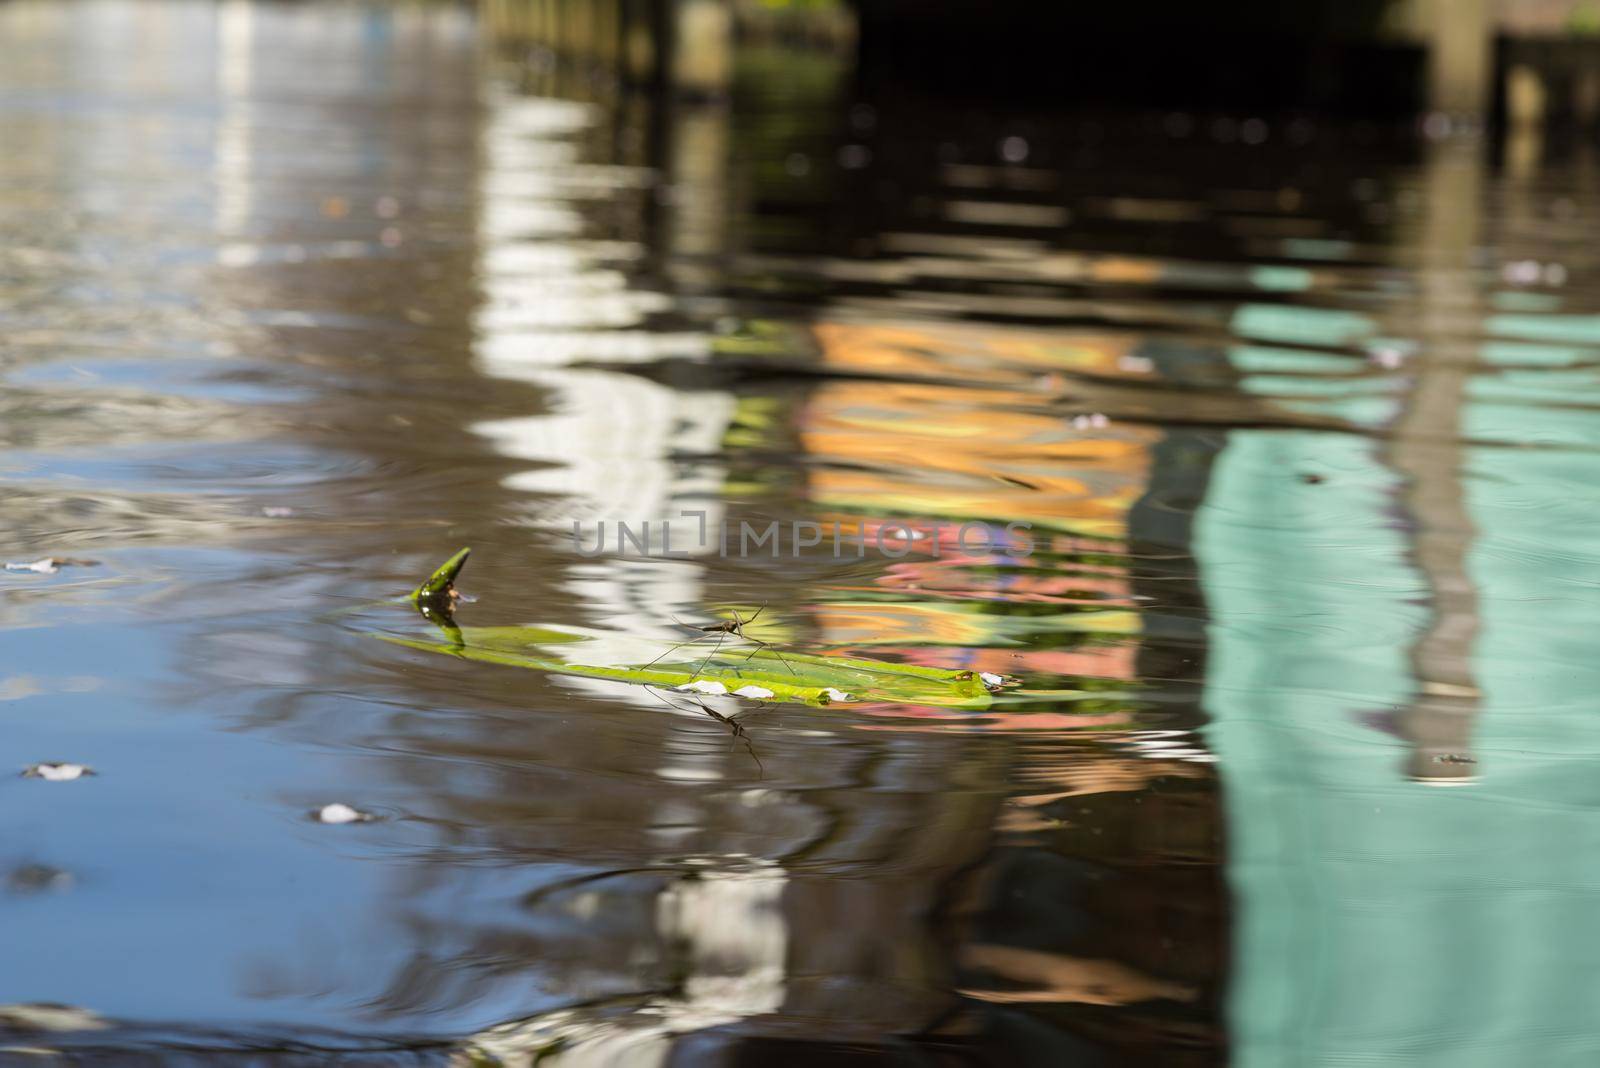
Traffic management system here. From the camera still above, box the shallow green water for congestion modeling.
[4,2,1600,1064]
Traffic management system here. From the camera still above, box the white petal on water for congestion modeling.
[732,685,775,699]
[821,688,853,702]
[21,763,93,781]
[979,672,1006,690]
[677,680,728,695]
[313,803,373,824]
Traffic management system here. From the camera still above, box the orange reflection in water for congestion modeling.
[799,383,1151,537]
[786,320,1158,722]
[811,319,1141,384]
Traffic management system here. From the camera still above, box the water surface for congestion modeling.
[4,2,1600,1064]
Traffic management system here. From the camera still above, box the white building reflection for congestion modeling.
[463,81,786,1060]
[466,863,788,1067]
[470,92,734,660]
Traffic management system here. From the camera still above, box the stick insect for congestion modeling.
[644,604,796,681]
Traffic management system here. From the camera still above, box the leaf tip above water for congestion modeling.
[410,547,471,615]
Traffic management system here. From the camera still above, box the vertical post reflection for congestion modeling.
[214,0,253,240]
[1389,137,1484,784]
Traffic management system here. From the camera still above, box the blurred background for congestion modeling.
[5,0,1600,1065]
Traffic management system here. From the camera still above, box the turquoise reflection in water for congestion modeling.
[1203,405,1600,1063]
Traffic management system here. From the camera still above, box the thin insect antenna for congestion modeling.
[746,603,765,624]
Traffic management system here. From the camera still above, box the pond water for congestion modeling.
[5,1,1600,1064]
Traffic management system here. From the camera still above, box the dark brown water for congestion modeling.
[6,2,1600,1064]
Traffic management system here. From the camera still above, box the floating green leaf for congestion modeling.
[381,549,998,708]
[377,622,994,709]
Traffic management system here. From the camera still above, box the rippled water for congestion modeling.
[5,1,1600,1064]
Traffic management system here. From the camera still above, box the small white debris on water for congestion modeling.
[1500,259,1569,287]
[566,891,601,921]
[821,688,853,702]
[313,803,373,824]
[0,1003,112,1033]
[260,506,295,518]
[1070,413,1109,430]
[1363,338,1416,370]
[5,559,59,574]
[21,763,93,781]
[1117,354,1155,373]
[656,765,723,783]
[678,680,728,695]
[979,672,1006,690]
[732,685,775,699]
